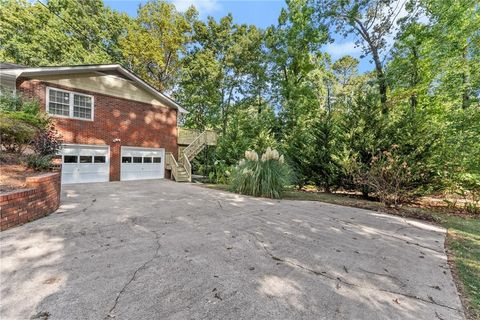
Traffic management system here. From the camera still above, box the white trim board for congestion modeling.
[3,64,187,113]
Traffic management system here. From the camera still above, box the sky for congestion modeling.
[104,0,375,72]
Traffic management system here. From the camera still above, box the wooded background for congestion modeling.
[1,0,478,201]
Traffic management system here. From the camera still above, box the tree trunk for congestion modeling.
[410,45,419,110]
[371,47,388,113]
[461,43,470,109]
[352,18,388,113]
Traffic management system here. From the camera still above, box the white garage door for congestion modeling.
[61,144,110,184]
[121,147,165,181]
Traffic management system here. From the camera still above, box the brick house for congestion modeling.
[0,64,216,184]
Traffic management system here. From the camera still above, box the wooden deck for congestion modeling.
[178,128,217,146]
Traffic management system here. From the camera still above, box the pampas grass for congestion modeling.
[230,148,291,199]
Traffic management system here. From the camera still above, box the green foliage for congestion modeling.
[207,160,232,184]
[439,106,480,193]
[177,14,268,134]
[353,146,433,206]
[215,106,277,165]
[338,90,386,195]
[309,110,343,192]
[0,90,49,128]
[230,149,291,199]
[120,0,197,91]
[0,91,60,158]
[0,91,42,153]
[25,154,53,171]
[32,123,62,157]
[0,0,128,66]
[0,113,37,153]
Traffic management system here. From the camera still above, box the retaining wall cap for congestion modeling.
[0,188,36,201]
[25,172,60,183]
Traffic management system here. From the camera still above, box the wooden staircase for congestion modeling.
[166,129,217,182]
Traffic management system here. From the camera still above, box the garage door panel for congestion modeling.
[61,145,110,184]
[120,147,165,181]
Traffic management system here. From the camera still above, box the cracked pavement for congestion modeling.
[0,180,465,319]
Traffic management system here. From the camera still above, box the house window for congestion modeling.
[47,87,94,120]
[73,95,92,119]
[48,89,70,116]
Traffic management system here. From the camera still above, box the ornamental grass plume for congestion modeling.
[261,147,280,162]
[245,150,259,161]
[230,148,291,199]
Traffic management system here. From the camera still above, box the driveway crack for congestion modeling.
[247,231,461,312]
[247,231,349,283]
[105,231,161,319]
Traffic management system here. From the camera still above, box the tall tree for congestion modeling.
[266,0,328,130]
[266,0,331,186]
[388,22,429,109]
[177,15,267,133]
[0,0,128,65]
[419,0,480,109]
[332,55,359,87]
[119,0,197,91]
[313,0,409,112]
[332,55,360,106]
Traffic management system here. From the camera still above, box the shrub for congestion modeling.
[32,122,62,156]
[230,148,291,199]
[353,145,433,207]
[0,91,61,158]
[207,160,232,184]
[0,90,47,127]
[0,113,37,153]
[25,154,53,171]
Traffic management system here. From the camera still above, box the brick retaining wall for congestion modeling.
[0,172,61,231]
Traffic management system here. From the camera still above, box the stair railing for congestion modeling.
[183,131,207,161]
[181,153,192,182]
[165,152,179,181]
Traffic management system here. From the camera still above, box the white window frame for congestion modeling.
[46,87,94,121]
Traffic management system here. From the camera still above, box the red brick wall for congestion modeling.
[0,173,61,231]
[17,78,178,181]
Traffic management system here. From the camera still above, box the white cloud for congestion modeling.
[171,0,220,15]
[325,41,362,58]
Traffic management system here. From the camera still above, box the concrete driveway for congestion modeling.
[0,180,464,320]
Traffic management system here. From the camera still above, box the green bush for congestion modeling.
[25,154,53,171]
[0,90,47,128]
[207,160,232,184]
[353,145,434,207]
[0,91,60,157]
[0,113,37,153]
[230,148,291,199]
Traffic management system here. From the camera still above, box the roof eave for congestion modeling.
[6,64,188,113]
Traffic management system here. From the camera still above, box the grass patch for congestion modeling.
[204,184,479,318]
[442,215,480,319]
